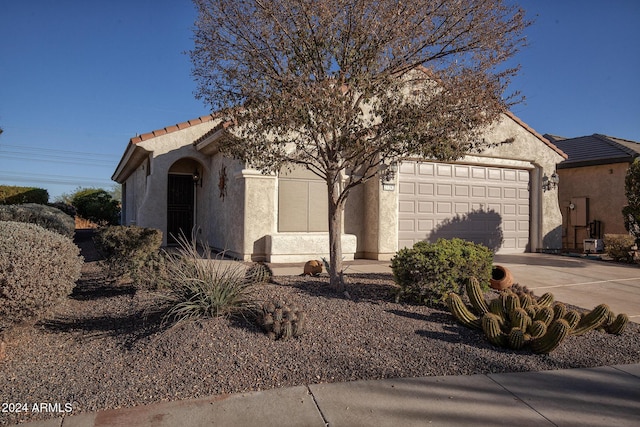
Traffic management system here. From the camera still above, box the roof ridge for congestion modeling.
[129,113,218,144]
[592,134,639,157]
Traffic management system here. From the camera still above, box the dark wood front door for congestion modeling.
[167,174,194,244]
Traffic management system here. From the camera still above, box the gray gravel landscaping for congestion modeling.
[1,243,639,425]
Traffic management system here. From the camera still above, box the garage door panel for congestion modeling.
[455,185,469,197]
[418,201,434,213]
[398,161,530,253]
[418,183,434,195]
[399,200,415,213]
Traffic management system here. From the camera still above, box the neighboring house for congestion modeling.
[545,134,640,251]
[112,113,566,262]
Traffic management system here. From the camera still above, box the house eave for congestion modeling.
[193,125,229,155]
[556,155,636,170]
[111,142,151,184]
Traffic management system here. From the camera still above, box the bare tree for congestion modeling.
[191,0,529,291]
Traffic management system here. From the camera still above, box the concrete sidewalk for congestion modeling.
[13,364,640,426]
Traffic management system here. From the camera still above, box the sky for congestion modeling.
[0,0,639,201]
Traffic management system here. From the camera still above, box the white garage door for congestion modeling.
[398,161,530,253]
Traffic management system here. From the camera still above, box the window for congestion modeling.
[278,167,328,232]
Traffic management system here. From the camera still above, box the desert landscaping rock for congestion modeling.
[1,261,639,425]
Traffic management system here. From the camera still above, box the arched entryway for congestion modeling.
[167,158,203,244]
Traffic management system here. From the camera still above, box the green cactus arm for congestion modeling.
[466,277,489,315]
[446,293,481,330]
[482,313,507,347]
[531,319,571,354]
[537,292,555,307]
[571,304,611,336]
[605,313,629,335]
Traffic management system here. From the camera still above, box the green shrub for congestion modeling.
[93,226,163,285]
[0,203,75,238]
[158,235,257,324]
[391,238,493,306]
[623,159,640,246]
[72,188,120,225]
[0,221,83,329]
[0,185,48,205]
[604,234,636,263]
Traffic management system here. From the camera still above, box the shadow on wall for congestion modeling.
[542,225,562,252]
[428,209,504,252]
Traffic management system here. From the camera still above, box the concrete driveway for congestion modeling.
[494,253,640,322]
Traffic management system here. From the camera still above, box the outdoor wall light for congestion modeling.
[380,162,398,191]
[542,171,559,192]
[192,169,202,187]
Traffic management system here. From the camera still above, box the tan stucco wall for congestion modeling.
[367,113,566,255]
[122,119,221,246]
[558,162,630,249]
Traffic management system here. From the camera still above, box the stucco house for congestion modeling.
[112,112,566,262]
[545,134,640,251]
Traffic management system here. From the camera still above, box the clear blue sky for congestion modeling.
[1,0,639,201]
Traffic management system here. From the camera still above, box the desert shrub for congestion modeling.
[0,185,48,205]
[158,235,258,324]
[391,238,493,306]
[48,201,77,218]
[623,159,640,246]
[604,234,636,263]
[72,188,120,225]
[0,221,83,329]
[0,203,75,238]
[93,225,163,285]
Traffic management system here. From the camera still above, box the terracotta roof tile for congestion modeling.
[129,114,218,144]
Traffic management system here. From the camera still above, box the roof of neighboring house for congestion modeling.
[545,134,640,169]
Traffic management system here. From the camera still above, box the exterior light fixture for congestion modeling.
[542,171,559,192]
[381,161,398,191]
[192,169,202,187]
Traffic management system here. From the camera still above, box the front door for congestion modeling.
[167,174,194,244]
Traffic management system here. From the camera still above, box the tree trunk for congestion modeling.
[327,170,346,292]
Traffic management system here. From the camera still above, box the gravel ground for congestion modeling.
[1,235,639,425]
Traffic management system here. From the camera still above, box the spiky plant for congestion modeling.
[158,233,258,325]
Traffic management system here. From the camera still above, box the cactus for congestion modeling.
[281,319,293,339]
[528,320,547,339]
[293,312,306,337]
[534,306,554,326]
[258,299,306,340]
[572,304,610,336]
[537,292,554,307]
[466,277,489,315]
[563,310,581,329]
[519,293,534,310]
[489,298,505,317]
[511,307,532,331]
[552,302,567,321]
[446,277,630,354]
[605,313,629,335]
[446,293,481,330]
[531,319,571,354]
[508,328,527,350]
[482,313,506,347]
[504,292,521,316]
[245,262,273,284]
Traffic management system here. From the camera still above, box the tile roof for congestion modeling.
[128,114,218,144]
[551,134,640,168]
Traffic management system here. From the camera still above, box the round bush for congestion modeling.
[94,225,163,285]
[391,238,493,306]
[0,221,83,329]
[0,203,75,238]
